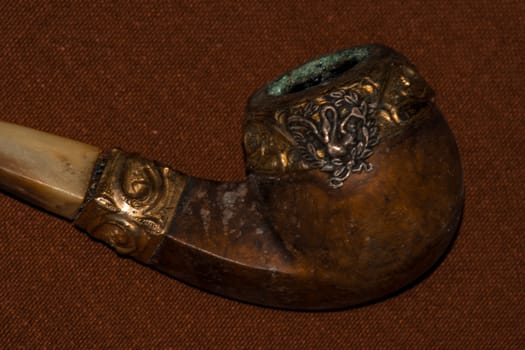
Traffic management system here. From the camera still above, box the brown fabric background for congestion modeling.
[0,1,523,348]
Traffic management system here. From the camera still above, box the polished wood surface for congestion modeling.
[152,107,463,309]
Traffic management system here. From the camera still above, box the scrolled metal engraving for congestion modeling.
[75,149,187,262]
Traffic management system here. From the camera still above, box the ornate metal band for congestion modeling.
[74,149,187,263]
[244,51,434,188]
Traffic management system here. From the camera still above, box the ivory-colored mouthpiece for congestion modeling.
[0,121,100,219]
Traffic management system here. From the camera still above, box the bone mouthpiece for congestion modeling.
[0,121,100,219]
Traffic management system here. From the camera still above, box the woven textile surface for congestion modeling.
[0,1,523,348]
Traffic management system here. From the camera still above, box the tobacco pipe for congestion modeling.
[0,44,463,310]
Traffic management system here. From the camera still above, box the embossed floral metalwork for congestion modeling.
[244,55,434,188]
[287,89,379,188]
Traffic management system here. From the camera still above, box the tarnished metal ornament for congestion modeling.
[287,88,379,188]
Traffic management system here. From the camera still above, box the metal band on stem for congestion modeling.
[75,149,187,263]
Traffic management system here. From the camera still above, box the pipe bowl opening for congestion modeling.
[266,46,370,97]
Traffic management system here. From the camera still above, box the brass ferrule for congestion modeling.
[74,149,187,263]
